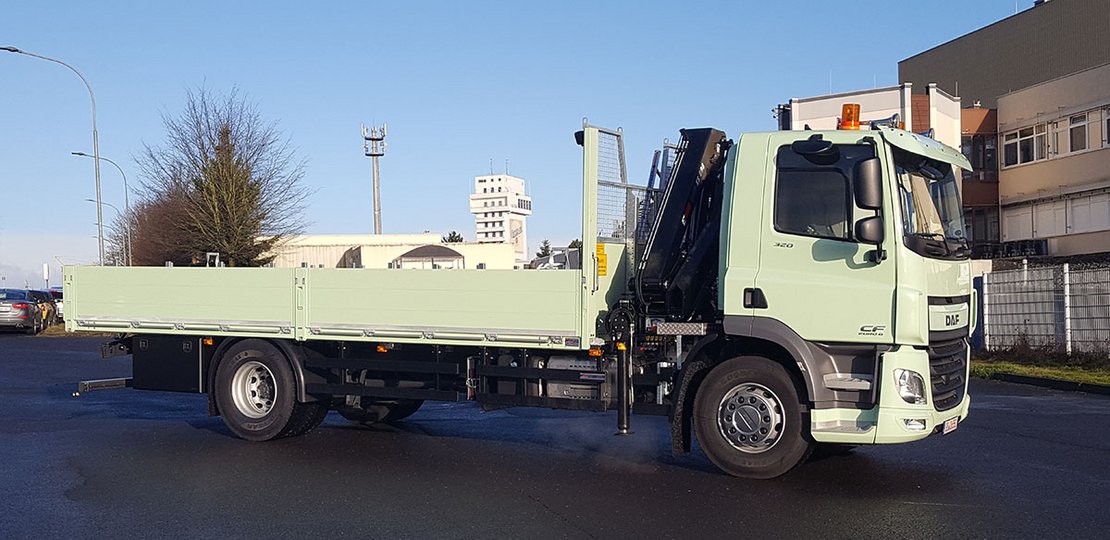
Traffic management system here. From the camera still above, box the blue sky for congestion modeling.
[1,0,1021,286]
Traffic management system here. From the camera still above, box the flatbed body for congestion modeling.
[64,258,625,351]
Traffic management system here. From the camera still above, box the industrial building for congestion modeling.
[776,82,961,148]
[995,64,1110,256]
[899,0,1110,259]
[899,0,1110,110]
[267,234,517,270]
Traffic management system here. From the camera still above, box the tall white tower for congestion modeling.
[468,174,532,261]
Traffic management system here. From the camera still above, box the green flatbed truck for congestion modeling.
[65,118,974,478]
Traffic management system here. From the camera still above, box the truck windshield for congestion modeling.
[894,148,969,260]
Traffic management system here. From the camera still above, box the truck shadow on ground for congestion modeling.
[67,390,962,501]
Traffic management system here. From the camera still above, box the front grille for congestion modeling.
[928,338,968,412]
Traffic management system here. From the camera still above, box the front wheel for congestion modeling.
[693,356,813,479]
[214,339,327,441]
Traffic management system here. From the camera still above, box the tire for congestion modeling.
[693,356,813,479]
[284,400,330,437]
[339,399,423,425]
[214,339,327,441]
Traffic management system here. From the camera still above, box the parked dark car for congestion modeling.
[29,290,58,327]
[0,289,44,334]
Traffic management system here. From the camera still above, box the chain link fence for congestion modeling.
[983,263,1110,354]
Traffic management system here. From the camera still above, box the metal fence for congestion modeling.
[983,263,1110,354]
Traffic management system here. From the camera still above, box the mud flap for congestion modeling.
[670,359,711,454]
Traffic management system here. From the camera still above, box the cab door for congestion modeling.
[752,134,895,344]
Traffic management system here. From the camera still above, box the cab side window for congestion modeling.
[773,143,875,241]
[774,170,850,239]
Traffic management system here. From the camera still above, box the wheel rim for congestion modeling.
[230,360,277,419]
[717,382,785,454]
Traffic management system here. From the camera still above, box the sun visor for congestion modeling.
[878,128,972,172]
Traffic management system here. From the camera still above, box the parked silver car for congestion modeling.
[0,289,44,334]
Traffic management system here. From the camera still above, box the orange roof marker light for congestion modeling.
[839,103,861,130]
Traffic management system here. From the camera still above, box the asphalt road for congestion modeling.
[2,334,1108,539]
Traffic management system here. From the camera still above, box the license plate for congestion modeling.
[0,305,9,312]
[942,416,959,434]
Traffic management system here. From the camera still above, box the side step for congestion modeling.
[73,377,133,397]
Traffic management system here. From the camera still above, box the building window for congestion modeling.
[1070,113,1088,152]
[1003,132,1017,166]
[962,134,997,181]
[1035,125,1047,160]
[966,207,1000,244]
[1002,125,1046,167]
[1104,107,1110,147]
[1019,128,1034,163]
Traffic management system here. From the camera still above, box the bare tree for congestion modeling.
[133,87,309,266]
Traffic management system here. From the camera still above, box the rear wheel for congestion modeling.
[214,339,327,441]
[693,356,813,479]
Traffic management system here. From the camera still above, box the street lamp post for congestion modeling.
[84,199,129,266]
[73,152,131,265]
[2,46,105,265]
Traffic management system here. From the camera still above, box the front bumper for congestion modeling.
[811,344,970,445]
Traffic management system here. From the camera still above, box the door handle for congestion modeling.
[744,288,768,309]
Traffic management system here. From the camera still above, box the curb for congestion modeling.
[982,373,1110,396]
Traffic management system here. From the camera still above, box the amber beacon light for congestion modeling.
[838,103,861,130]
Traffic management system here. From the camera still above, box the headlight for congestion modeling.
[894,369,927,405]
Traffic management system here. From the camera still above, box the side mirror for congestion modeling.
[854,157,883,210]
[855,216,884,244]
